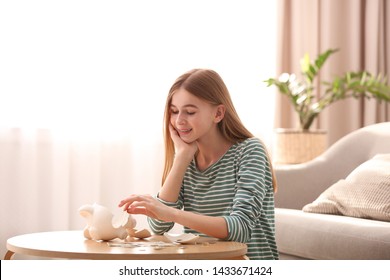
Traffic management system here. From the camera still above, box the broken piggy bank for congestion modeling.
[79,203,150,241]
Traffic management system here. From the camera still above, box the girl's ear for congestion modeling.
[214,105,226,123]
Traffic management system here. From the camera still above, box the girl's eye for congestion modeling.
[170,110,195,115]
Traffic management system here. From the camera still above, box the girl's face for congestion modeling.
[170,88,224,143]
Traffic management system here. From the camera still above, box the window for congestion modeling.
[0,0,276,143]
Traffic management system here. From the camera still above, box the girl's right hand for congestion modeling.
[118,194,176,222]
[169,124,198,161]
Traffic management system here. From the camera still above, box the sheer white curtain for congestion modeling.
[0,0,277,259]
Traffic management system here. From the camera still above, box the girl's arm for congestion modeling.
[119,194,228,239]
[157,153,192,202]
[172,208,228,239]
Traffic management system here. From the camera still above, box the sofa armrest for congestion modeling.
[274,148,370,209]
[274,159,336,209]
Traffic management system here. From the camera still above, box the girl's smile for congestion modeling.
[176,128,192,136]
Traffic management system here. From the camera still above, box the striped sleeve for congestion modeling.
[223,139,272,243]
[147,193,183,235]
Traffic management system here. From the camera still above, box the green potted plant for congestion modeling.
[265,48,390,163]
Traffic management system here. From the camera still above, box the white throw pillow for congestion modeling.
[303,154,390,221]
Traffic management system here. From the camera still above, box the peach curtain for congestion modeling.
[275,0,390,145]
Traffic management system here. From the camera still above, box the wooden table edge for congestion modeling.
[4,231,248,260]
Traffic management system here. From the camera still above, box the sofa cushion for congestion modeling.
[275,208,390,259]
[302,154,390,221]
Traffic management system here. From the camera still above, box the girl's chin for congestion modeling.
[179,136,197,144]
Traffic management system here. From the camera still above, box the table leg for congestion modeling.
[4,250,15,260]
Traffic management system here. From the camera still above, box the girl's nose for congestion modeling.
[176,113,186,125]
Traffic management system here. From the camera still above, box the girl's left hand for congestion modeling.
[118,194,175,222]
[169,124,198,161]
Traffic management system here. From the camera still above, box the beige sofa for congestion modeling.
[274,122,390,260]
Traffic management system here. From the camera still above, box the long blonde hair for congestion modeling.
[162,69,277,192]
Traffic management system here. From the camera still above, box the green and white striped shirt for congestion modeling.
[148,138,279,260]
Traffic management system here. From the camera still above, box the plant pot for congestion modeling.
[272,128,328,164]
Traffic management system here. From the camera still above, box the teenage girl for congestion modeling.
[119,69,278,260]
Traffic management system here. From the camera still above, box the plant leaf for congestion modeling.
[301,49,339,84]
